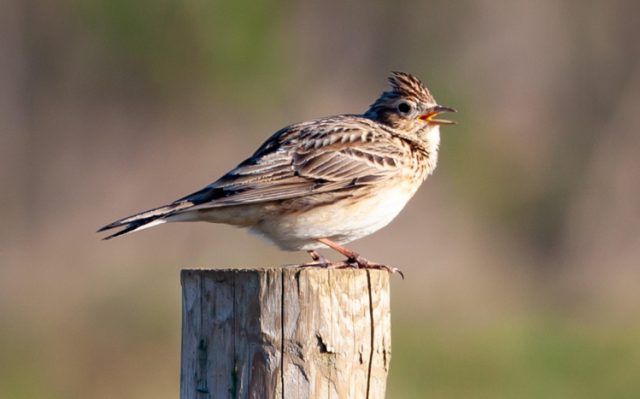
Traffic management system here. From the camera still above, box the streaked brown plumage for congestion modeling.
[98,72,456,275]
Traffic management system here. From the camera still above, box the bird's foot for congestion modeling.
[286,249,404,278]
[314,238,404,278]
[285,261,347,270]
[285,260,404,278]
[283,250,331,269]
[344,255,405,279]
[307,250,330,264]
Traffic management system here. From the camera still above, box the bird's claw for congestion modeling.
[286,257,404,279]
[344,256,405,279]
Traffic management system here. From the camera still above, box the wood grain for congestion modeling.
[180,268,391,399]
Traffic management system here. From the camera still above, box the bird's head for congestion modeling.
[365,71,456,138]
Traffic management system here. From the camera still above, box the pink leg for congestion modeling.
[316,238,404,278]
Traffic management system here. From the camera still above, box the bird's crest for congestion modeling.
[387,71,435,104]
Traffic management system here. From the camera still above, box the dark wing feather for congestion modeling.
[99,115,409,237]
[181,116,407,211]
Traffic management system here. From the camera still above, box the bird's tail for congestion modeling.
[97,201,192,239]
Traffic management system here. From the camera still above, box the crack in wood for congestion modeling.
[365,270,374,399]
[196,338,209,393]
[315,333,335,354]
[280,269,285,399]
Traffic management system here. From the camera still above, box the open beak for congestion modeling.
[419,105,457,125]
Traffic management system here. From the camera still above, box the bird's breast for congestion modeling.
[250,179,421,251]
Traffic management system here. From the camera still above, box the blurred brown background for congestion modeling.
[1,0,639,398]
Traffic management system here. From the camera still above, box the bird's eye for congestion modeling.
[397,102,412,114]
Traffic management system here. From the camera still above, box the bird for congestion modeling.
[98,72,455,276]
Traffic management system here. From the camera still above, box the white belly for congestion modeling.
[250,183,417,251]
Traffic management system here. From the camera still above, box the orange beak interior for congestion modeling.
[418,106,456,125]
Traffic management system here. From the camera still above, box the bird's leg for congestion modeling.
[285,249,344,270]
[316,238,404,278]
[306,250,333,266]
[317,238,358,261]
[285,250,331,270]
[307,250,328,264]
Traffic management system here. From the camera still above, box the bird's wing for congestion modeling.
[179,116,408,209]
[98,117,409,237]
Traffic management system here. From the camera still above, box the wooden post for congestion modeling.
[180,268,391,399]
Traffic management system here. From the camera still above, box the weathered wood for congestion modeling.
[180,268,391,399]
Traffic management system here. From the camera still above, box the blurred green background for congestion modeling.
[1,0,639,398]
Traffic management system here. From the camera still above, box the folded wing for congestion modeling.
[98,116,408,238]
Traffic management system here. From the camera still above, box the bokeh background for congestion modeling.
[2,0,639,397]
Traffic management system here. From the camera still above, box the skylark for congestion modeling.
[99,72,455,276]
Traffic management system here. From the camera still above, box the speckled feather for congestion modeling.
[99,72,450,251]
